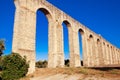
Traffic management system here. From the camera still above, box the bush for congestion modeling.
[0,53,29,80]
[0,39,5,56]
[36,60,48,68]
[65,59,69,67]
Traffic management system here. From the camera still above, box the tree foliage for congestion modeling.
[0,53,29,80]
[0,40,5,56]
[36,60,70,68]
[36,60,48,68]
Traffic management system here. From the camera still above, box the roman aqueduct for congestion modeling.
[12,0,120,74]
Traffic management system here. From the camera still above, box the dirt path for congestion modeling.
[30,74,120,80]
[22,68,120,80]
[30,74,80,80]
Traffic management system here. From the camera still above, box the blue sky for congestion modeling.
[0,0,120,61]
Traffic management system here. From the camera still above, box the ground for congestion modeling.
[21,67,120,80]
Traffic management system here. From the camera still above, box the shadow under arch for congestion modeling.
[89,34,93,38]
[63,20,71,27]
[37,8,53,22]
[79,28,84,35]
[97,38,100,42]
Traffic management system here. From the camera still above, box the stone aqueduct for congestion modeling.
[12,0,120,74]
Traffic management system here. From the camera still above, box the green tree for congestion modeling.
[0,40,5,71]
[0,40,5,56]
[0,53,29,80]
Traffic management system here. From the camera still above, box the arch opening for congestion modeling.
[107,44,109,47]
[35,8,52,68]
[79,29,84,35]
[103,42,105,45]
[89,34,93,39]
[62,20,71,67]
[78,28,84,66]
[37,8,52,22]
[111,46,112,48]
[97,39,100,44]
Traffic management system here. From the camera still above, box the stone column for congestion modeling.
[117,50,119,64]
[108,46,111,64]
[97,40,100,66]
[109,47,113,64]
[114,48,117,64]
[98,39,103,66]
[99,40,104,66]
[113,47,115,64]
[106,45,109,65]
[86,37,91,67]
[114,47,116,64]
[115,48,117,64]
[111,48,114,65]
[107,46,110,65]
[95,40,100,66]
[118,51,120,64]
[90,38,94,67]
[82,33,89,67]
[102,42,106,65]
[88,35,94,67]
[119,50,120,64]
[69,28,81,67]
[87,35,95,67]
[117,49,119,64]
[48,21,62,68]
[87,38,91,67]
[91,38,96,67]
[115,48,118,64]
[86,35,91,67]
[104,43,107,65]
[110,46,113,64]
[55,22,64,67]
[12,6,36,74]
[90,38,93,67]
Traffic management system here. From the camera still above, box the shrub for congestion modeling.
[65,59,69,67]
[0,39,5,56]
[36,60,48,68]
[0,53,29,80]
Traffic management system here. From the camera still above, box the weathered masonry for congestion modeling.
[12,0,120,74]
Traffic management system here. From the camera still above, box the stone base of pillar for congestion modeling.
[13,49,36,74]
[48,53,57,68]
[48,52,64,68]
[70,53,81,67]
[83,60,88,67]
[27,60,35,74]
[57,52,64,67]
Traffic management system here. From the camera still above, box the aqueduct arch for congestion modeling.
[12,0,120,74]
[36,8,52,67]
[62,20,71,66]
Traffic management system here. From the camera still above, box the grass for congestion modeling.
[109,69,120,74]
[57,67,89,75]
[21,67,120,80]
